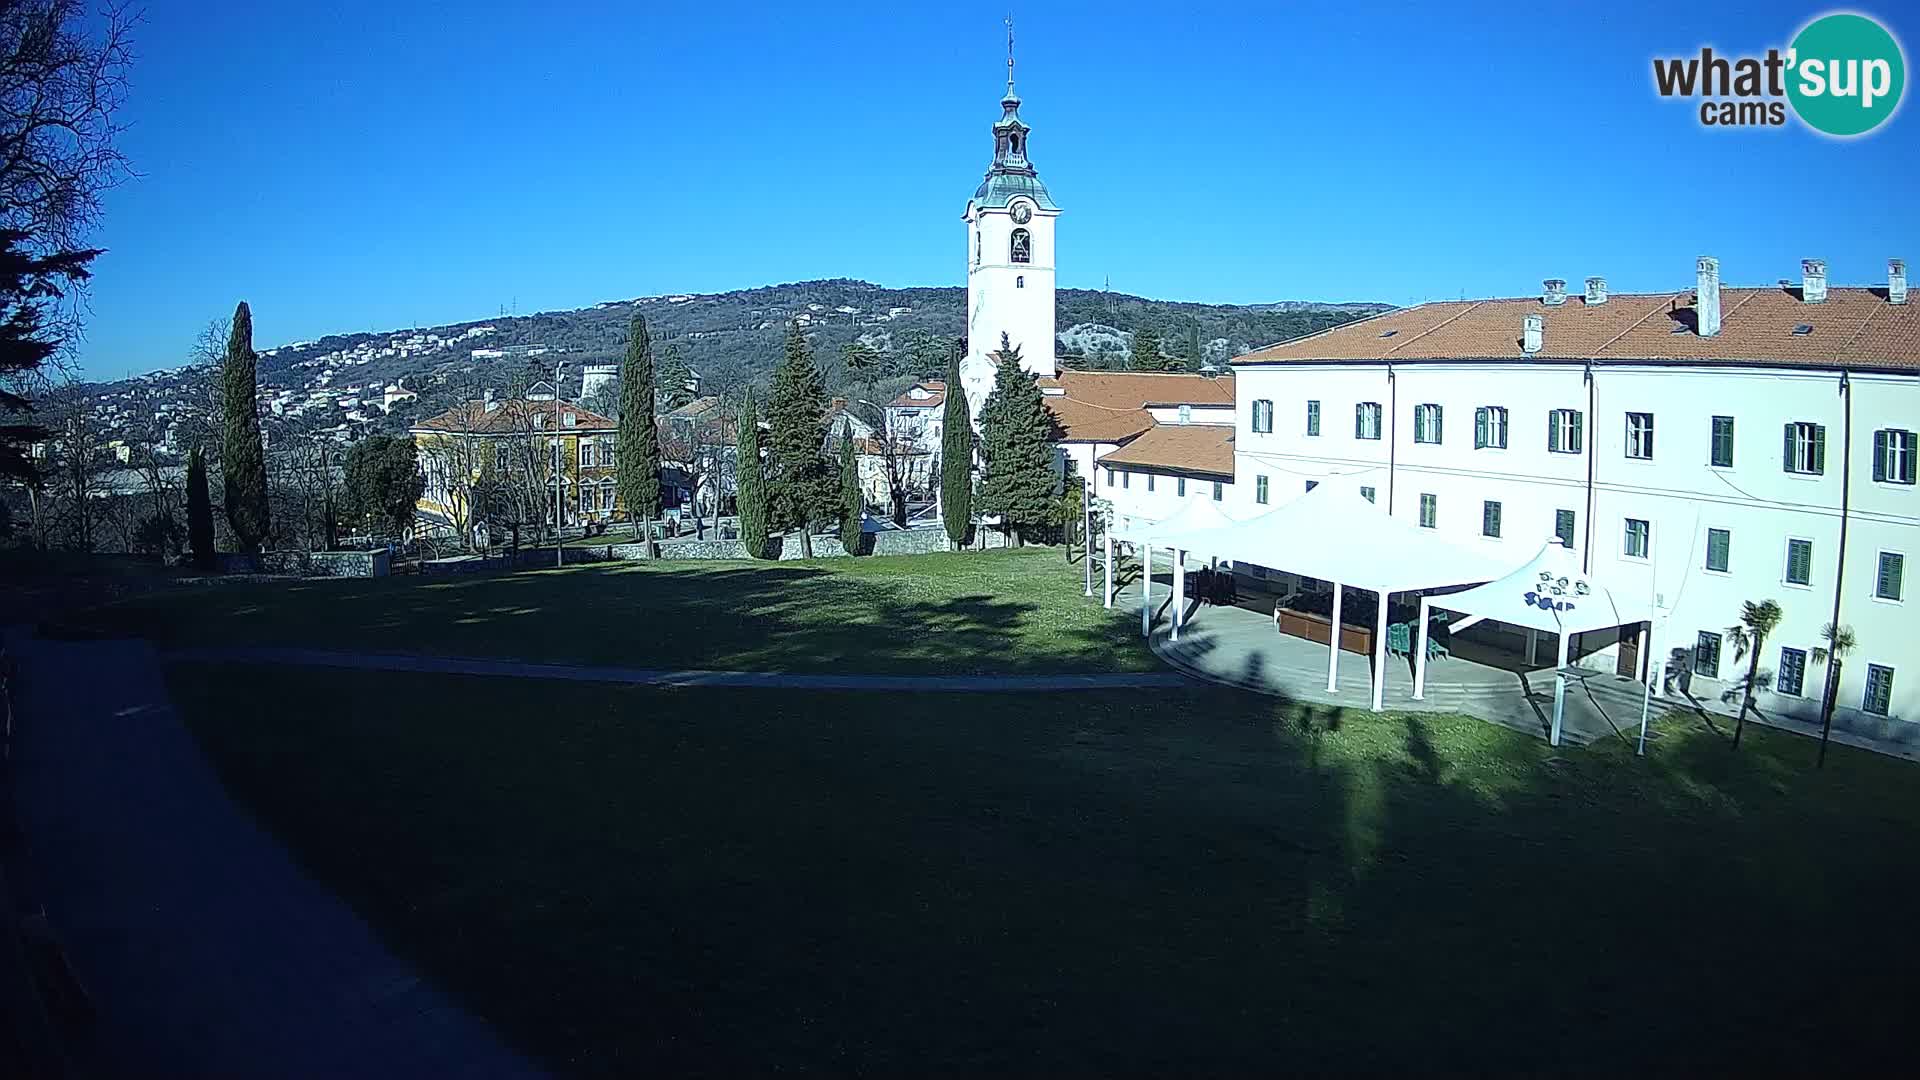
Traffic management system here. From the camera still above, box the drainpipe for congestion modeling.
[1818,370,1853,767]
[1581,362,1596,575]
[1386,363,1398,513]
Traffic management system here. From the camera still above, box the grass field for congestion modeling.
[83,548,1152,675]
[169,661,1920,1076]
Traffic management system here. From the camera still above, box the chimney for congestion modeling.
[1802,258,1828,303]
[1696,256,1722,337]
[483,388,499,413]
[1542,278,1568,306]
[1890,259,1908,304]
[1585,276,1608,305]
[1522,313,1544,354]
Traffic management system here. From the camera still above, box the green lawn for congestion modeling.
[169,662,1920,1076]
[82,548,1151,675]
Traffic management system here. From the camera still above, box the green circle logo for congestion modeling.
[1787,13,1906,136]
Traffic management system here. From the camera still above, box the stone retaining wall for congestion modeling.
[216,550,391,578]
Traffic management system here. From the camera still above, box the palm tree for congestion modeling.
[1809,622,1857,769]
[1726,599,1783,750]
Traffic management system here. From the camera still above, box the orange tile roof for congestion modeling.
[1039,369,1235,444]
[1234,286,1920,371]
[1097,424,1235,479]
[414,398,617,435]
[885,380,947,409]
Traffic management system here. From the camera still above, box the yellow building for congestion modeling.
[411,393,620,539]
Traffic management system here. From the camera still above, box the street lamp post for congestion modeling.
[554,360,566,569]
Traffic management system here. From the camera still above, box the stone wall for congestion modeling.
[216,550,390,578]
[488,527,1022,566]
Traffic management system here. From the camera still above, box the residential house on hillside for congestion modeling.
[411,393,620,540]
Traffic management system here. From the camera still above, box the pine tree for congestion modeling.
[186,444,215,569]
[838,422,863,554]
[940,341,972,549]
[975,334,1058,546]
[221,302,272,551]
[1129,325,1164,371]
[617,313,662,546]
[735,392,770,558]
[656,342,696,412]
[766,321,833,558]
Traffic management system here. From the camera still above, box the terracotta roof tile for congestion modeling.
[1039,370,1235,444]
[1235,286,1920,371]
[1097,424,1235,478]
[413,398,617,435]
[885,380,947,409]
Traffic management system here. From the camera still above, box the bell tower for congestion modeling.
[959,18,1059,425]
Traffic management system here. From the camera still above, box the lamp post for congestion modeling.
[554,360,566,569]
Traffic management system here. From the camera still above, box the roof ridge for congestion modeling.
[1388,300,1484,356]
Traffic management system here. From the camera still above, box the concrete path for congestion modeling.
[4,629,542,1078]
[166,646,1196,692]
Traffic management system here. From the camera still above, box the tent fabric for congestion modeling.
[1425,540,1650,635]
[1146,483,1521,594]
[1110,496,1254,546]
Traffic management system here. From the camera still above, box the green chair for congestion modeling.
[1386,622,1411,657]
[1426,634,1450,661]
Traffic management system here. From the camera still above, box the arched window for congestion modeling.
[1010,228,1031,264]
[973,229,981,267]
[1016,276,1024,288]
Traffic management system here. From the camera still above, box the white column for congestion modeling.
[1550,630,1572,747]
[1102,532,1113,609]
[1636,624,1650,681]
[1325,582,1343,692]
[1171,550,1186,642]
[1371,588,1389,712]
[1141,544,1153,638]
[1526,627,1539,667]
[1413,596,1431,700]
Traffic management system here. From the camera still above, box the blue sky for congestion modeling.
[75,0,1919,379]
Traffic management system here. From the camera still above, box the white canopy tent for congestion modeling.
[1145,484,1524,711]
[1107,497,1259,624]
[1412,541,1653,745]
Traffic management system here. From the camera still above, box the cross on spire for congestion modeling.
[1005,14,1016,97]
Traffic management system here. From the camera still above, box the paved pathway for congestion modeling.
[167,646,1195,692]
[4,628,543,1078]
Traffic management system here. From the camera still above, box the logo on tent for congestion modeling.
[1524,570,1590,612]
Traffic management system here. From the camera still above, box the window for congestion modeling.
[601,483,616,511]
[1016,275,1024,288]
[1777,647,1808,697]
[1177,404,1191,425]
[1010,228,1031,264]
[1625,412,1655,460]
[1146,473,1155,492]
[563,412,577,428]
[1555,509,1577,548]
[1863,665,1895,716]
[1877,551,1905,601]
[1784,422,1825,475]
[1419,493,1437,529]
[1255,475,1270,504]
[1177,477,1186,497]
[1705,528,1731,572]
[973,229,981,266]
[1785,538,1814,586]
[603,442,616,468]
[1360,485,1376,504]
[1305,400,1320,436]
[1874,428,1917,484]
[495,444,510,471]
[1623,518,1650,559]
[1482,500,1502,538]
[1711,416,1735,467]
[1356,402,1383,440]
[1212,481,1223,502]
[1548,409,1583,454]
[1305,480,1319,493]
[579,485,593,514]
[1413,403,1443,444]
[1694,631,1723,678]
[1474,406,1509,449]
[1251,399,1273,433]
[580,441,596,468]
[1122,470,1130,490]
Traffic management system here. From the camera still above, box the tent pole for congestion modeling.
[1639,648,1661,757]
[1526,627,1539,667]
[1550,630,1571,747]
[1326,582,1343,692]
[1371,588,1389,712]
[1413,596,1431,700]
[1102,531,1113,609]
[1172,549,1185,643]
[1141,545,1153,638]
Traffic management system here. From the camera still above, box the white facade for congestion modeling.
[964,195,1058,401]
[1229,358,1918,730]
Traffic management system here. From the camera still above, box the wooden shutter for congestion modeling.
[1784,423,1796,472]
[1908,434,1918,484]
[1571,411,1584,453]
[1813,425,1826,474]
[1874,429,1889,482]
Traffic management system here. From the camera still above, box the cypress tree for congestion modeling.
[940,340,973,549]
[735,392,770,558]
[975,334,1058,546]
[766,321,833,558]
[838,423,863,554]
[617,313,662,547]
[1128,324,1164,372]
[221,302,272,551]
[186,444,215,569]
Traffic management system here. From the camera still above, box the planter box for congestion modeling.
[1276,607,1372,656]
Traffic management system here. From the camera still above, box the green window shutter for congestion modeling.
[1548,412,1558,452]
[1813,425,1826,474]
[1881,553,1904,599]
[1475,408,1487,449]
[1908,435,1919,484]
[1435,407,1443,444]
[1874,429,1889,482]
[1784,423,1796,472]
[1571,410,1583,453]
[1355,403,1364,438]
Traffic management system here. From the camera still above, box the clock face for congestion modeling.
[1010,202,1032,224]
